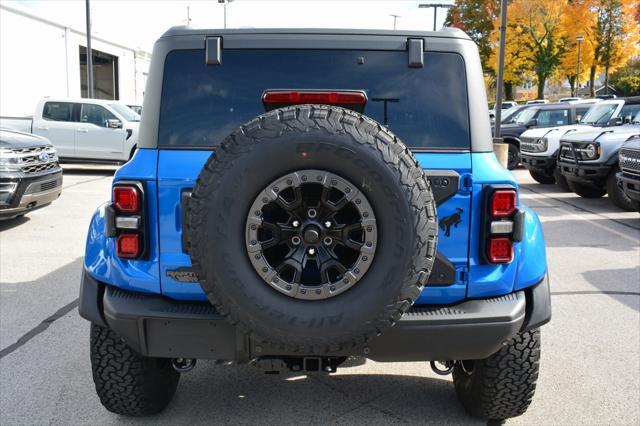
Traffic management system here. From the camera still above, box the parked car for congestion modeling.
[557,114,640,211]
[79,27,551,421]
[519,97,640,188]
[127,104,142,115]
[498,103,588,169]
[489,101,517,121]
[499,104,535,125]
[0,98,140,163]
[617,137,640,209]
[526,99,549,105]
[0,128,62,220]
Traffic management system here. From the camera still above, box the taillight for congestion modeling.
[483,186,519,264]
[110,182,145,259]
[262,90,367,112]
[113,186,140,213]
[490,189,516,217]
[488,237,513,264]
[116,233,141,258]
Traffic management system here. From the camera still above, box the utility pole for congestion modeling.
[186,6,192,25]
[493,0,507,138]
[389,14,400,30]
[218,0,234,29]
[575,35,583,97]
[418,3,453,31]
[85,0,94,98]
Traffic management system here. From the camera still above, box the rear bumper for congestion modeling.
[79,269,551,362]
[520,153,556,172]
[557,160,611,183]
[616,172,640,202]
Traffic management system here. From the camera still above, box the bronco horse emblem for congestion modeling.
[439,207,463,237]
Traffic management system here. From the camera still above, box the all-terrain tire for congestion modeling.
[606,167,640,211]
[529,170,555,184]
[453,329,541,421]
[507,143,519,170]
[569,181,606,198]
[90,324,180,416]
[186,105,438,354]
[554,169,570,191]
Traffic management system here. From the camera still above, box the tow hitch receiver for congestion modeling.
[253,356,347,374]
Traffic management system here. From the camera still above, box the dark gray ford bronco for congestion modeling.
[79,27,551,421]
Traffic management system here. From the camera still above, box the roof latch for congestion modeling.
[407,38,424,68]
[205,37,222,65]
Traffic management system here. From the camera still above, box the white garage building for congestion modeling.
[0,3,151,117]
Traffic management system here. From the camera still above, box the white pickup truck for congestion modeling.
[0,98,140,163]
[519,97,640,188]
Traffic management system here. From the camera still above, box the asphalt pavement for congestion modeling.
[0,166,638,425]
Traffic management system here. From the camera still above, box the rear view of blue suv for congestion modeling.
[79,28,551,421]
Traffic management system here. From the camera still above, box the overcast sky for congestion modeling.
[6,0,454,52]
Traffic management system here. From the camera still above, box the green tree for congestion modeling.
[610,60,640,95]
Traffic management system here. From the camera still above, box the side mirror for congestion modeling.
[106,119,123,129]
[527,118,538,127]
[623,116,632,124]
[608,117,623,126]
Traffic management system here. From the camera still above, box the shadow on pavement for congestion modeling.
[0,215,30,232]
[130,363,484,425]
[581,267,640,312]
[539,219,639,251]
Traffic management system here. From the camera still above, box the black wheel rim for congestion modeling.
[246,170,377,300]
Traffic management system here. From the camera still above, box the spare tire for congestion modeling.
[186,105,438,353]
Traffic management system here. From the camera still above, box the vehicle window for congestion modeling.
[80,104,116,127]
[159,49,471,149]
[43,102,75,121]
[515,108,539,125]
[536,109,569,126]
[620,104,640,122]
[109,103,140,122]
[576,107,589,118]
[580,103,618,125]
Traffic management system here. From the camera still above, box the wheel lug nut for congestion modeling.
[292,220,300,227]
[323,237,333,246]
[291,236,301,246]
[307,209,317,218]
[324,221,332,228]
[308,247,316,256]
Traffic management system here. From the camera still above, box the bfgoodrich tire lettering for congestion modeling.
[186,105,438,353]
[90,324,180,416]
[453,329,541,421]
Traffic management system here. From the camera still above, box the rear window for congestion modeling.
[158,49,470,150]
[43,102,75,122]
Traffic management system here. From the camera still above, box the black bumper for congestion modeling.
[616,172,640,202]
[557,160,611,183]
[520,153,556,172]
[0,170,63,219]
[79,270,551,362]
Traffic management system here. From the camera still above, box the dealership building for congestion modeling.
[0,3,151,117]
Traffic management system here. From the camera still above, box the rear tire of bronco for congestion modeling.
[554,169,571,191]
[452,329,541,421]
[606,167,640,211]
[186,105,438,353]
[90,324,180,416]
[529,170,555,184]
[569,181,606,198]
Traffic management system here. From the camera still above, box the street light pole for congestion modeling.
[576,35,584,98]
[418,3,453,31]
[85,0,94,98]
[389,14,400,30]
[218,0,234,29]
[493,0,508,138]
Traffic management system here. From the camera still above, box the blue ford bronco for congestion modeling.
[79,27,550,421]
